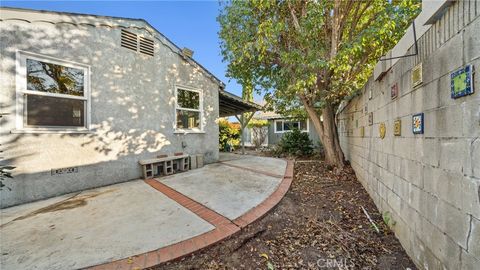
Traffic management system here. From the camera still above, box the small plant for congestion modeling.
[382,211,397,228]
[0,165,15,191]
[275,128,313,157]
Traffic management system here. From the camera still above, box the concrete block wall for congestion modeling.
[337,1,480,269]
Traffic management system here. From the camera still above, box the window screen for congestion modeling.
[176,110,200,129]
[26,95,85,127]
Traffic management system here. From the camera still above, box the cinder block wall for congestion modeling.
[337,2,480,269]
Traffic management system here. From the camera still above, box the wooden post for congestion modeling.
[241,114,245,154]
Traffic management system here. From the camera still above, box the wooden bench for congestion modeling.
[139,154,189,179]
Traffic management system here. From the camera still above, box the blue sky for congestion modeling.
[1,0,256,99]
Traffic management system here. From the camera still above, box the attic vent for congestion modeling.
[182,47,194,58]
[139,37,154,56]
[120,29,154,57]
[121,29,138,52]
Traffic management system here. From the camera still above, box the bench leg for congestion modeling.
[181,157,189,171]
[143,164,153,179]
[164,160,173,175]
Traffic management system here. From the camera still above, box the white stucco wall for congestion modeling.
[0,8,221,208]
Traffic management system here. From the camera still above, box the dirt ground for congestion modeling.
[151,161,416,270]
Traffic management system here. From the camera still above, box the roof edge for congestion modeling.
[0,6,226,88]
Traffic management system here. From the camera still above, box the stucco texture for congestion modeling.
[0,9,221,208]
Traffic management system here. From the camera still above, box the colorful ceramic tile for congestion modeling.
[451,64,474,99]
[412,63,423,87]
[360,126,365,137]
[412,113,424,134]
[391,82,398,99]
[394,120,401,136]
[368,112,373,126]
[379,123,386,139]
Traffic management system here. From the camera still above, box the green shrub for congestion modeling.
[313,141,325,158]
[276,128,313,156]
[219,119,240,151]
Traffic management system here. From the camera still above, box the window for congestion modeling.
[175,87,202,131]
[16,51,90,131]
[274,119,308,133]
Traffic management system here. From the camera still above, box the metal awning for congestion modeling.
[219,90,262,117]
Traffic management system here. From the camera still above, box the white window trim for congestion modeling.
[174,84,204,133]
[274,119,309,134]
[14,50,91,133]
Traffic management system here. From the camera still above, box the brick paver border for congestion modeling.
[88,159,294,270]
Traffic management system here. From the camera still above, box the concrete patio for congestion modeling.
[0,154,289,270]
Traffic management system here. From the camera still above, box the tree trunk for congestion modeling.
[301,97,345,168]
[321,104,345,168]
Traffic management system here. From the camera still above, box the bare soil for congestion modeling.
[151,161,416,270]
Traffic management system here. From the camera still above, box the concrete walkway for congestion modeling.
[0,154,290,270]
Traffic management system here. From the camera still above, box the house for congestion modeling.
[0,7,259,208]
[243,111,321,147]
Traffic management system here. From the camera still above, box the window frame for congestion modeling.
[273,119,309,134]
[174,85,203,133]
[15,50,91,133]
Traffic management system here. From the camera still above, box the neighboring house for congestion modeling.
[244,111,321,147]
[0,7,258,208]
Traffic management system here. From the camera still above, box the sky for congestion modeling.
[1,0,257,100]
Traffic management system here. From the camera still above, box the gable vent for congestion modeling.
[121,29,154,57]
[139,37,154,56]
[121,29,138,52]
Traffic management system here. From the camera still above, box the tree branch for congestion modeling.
[349,0,373,42]
[288,1,301,32]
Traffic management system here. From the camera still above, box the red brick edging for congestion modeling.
[88,159,294,270]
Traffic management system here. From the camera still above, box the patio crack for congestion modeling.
[218,161,284,178]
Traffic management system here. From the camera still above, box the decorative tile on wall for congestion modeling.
[368,112,373,126]
[412,63,423,87]
[391,82,398,99]
[451,64,474,99]
[379,123,386,139]
[394,120,401,136]
[412,113,424,134]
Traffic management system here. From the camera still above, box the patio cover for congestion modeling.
[219,90,262,117]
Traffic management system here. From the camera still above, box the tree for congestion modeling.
[218,0,420,167]
[247,119,269,149]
